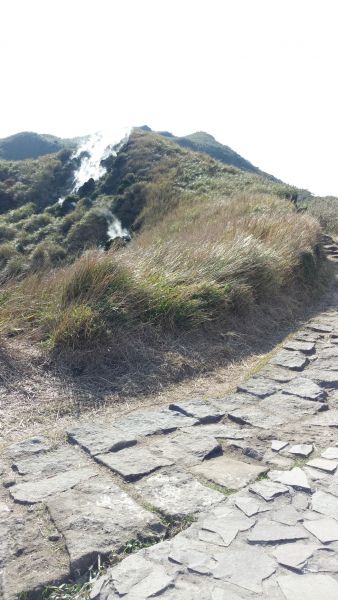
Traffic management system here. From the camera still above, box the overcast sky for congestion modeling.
[2,0,338,196]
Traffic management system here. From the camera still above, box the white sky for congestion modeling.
[2,0,338,196]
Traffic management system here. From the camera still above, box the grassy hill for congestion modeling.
[0,131,79,161]
[0,128,331,378]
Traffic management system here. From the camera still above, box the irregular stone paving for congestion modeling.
[6,285,338,596]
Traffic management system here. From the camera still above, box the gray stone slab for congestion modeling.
[271,350,309,371]
[47,475,166,573]
[260,364,296,383]
[68,423,137,456]
[288,444,313,457]
[307,548,338,573]
[283,341,315,354]
[322,447,338,460]
[228,405,287,429]
[152,430,221,467]
[249,480,290,501]
[116,408,198,438]
[90,554,176,600]
[195,423,251,440]
[234,495,270,517]
[282,378,327,401]
[168,399,225,423]
[212,545,276,593]
[12,447,89,480]
[305,369,338,388]
[273,542,317,569]
[5,436,51,460]
[278,573,338,599]
[306,458,338,473]
[260,393,325,418]
[96,446,173,481]
[191,456,267,490]
[198,507,255,547]
[270,505,301,526]
[9,466,98,504]
[303,518,338,543]
[271,440,289,452]
[310,409,338,426]
[237,378,277,398]
[247,520,307,544]
[307,323,333,333]
[134,469,223,519]
[311,490,338,519]
[269,467,312,492]
[318,347,338,359]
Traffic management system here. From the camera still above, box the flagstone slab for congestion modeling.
[305,369,338,388]
[273,542,317,570]
[282,378,326,401]
[270,505,301,526]
[168,399,225,423]
[247,520,307,544]
[306,548,338,573]
[268,467,312,492]
[96,446,174,481]
[234,495,270,517]
[9,466,98,504]
[198,507,254,547]
[306,458,338,473]
[115,409,198,437]
[271,350,309,371]
[12,447,89,480]
[303,518,338,543]
[271,440,289,452]
[194,423,251,440]
[322,447,338,460]
[307,323,333,333]
[283,341,315,354]
[191,456,267,490]
[236,378,278,398]
[311,490,338,519]
[47,475,166,573]
[151,430,221,467]
[288,444,313,457]
[134,469,223,519]
[277,573,338,600]
[260,394,325,418]
[249,480,290,501]
[228,405,287,429]
[68,423,137,456]
[5,436,52,460]
[212,545,276,593]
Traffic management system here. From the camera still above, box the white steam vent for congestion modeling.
[72,126,130,192]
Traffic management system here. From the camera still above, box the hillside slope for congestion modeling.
[0,131,79,160]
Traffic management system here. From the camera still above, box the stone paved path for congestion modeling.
[3,250,338,598]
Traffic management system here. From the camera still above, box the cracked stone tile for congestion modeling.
[168,399,225,423]
[236,378,278,398]
[305,370,338,389]
[271,350,309,371]
[322,447,338,460]
[273,542,317,570]
[96,446,174,481]
[306,458,338,473]
[270,505,301,526]
[268,467,312,492]
[9,466,98,504]
[234,495,270,517]
[311,490,338,519]
[260,364,296,383]
[228,405,287,429]
[12,446,89,480]
[47,475,166,574]
[115,408,198,437]
[191,456,268,490]
[304,466,328,482]
[90,554,176,600]
[151,429,221,467]
[134,469,223,519]
[249,480,290,501]
[306,548,338,573]
[292,493,310,510]
[283,341,315,354]
[271,440,289,452]
[282,378,327,401]
[278,573,338,599]
[212,544,276,593]
[259,393,326,417]
[247,520,308,544]
[198,507,255,547]
[5,436,52,461]
[288,444,313,458]
[303,518,338,543]
[68,423,137,456]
